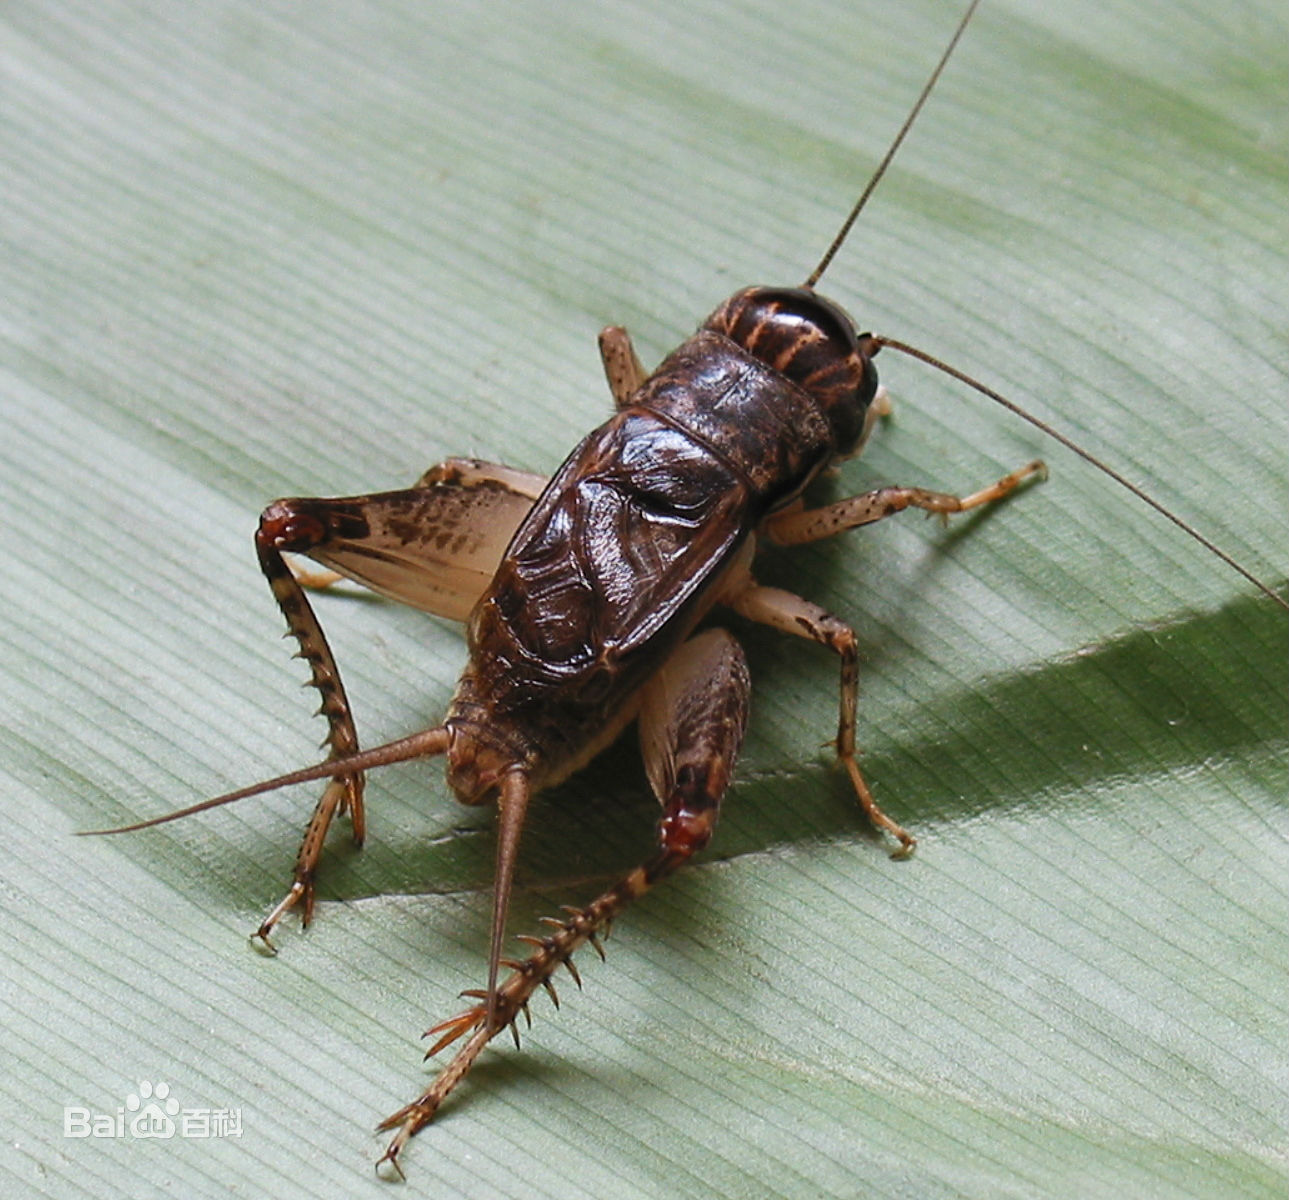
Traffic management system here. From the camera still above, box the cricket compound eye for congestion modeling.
[703,285,878,455]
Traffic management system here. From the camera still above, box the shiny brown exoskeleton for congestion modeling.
[232,283,1044,1172]
[86,0,1286,1178]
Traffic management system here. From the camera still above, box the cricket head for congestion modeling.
[702,285,880,458]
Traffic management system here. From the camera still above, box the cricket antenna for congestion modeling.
[870,335,1289,612]
[804,0,982,289]
[77,727,451,835]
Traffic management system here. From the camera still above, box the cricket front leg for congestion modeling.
[598,325,649,408]
[746,462,1044,853]
[375,628,750,1178]
[762,459,1045,546]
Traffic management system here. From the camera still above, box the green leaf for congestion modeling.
[1,1,1284,1197]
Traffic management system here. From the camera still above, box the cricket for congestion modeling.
[83,0,1286,1177]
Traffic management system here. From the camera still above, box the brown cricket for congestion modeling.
[85,0,1286,1177]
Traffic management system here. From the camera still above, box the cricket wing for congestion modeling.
[484,411,751,673]
[261,459,547,622]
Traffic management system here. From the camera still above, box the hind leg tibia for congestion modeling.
[253,521,365,946]
[375,629,750,1176]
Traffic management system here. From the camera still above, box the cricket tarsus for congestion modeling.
[803,0,982,289]
[872,336,1289,612]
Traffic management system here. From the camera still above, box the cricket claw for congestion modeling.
[374,1144,406,1183]
[375,1106,429,1181]
[250,877,312,952]
[249,931,278,956]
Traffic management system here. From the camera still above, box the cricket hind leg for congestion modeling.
[253,517,365,946]
[264,458,546,624]
[375,628,750,1177]
[250,459,548,946]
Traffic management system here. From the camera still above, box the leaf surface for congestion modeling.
[1,1,1285,1196]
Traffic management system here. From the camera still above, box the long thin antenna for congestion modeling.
[77,727,451,835]
[804,0,982,289]
[873,335,1289,611]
